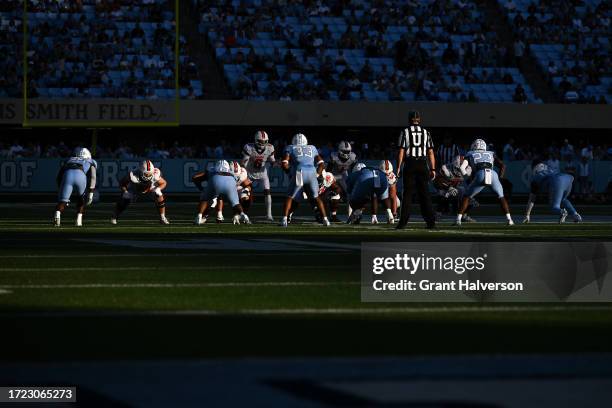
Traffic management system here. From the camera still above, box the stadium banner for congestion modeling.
[1,159,611,194]
[361,242,612,303]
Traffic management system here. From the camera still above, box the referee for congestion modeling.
[396,111,436,229]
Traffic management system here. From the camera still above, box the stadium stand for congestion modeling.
[0,0,23,98]
[196,0,541,102]
[7,0,202,99]
[500,0,611,103]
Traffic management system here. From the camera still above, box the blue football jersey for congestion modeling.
[64,157,97,173]
[285,145,318,171]
[466,150,494,170]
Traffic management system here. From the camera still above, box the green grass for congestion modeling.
[1,202,611,360]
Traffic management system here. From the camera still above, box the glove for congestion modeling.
[371,215,378,224]
[445,187,458,198]
[522,215,530,224]
[86,191,94,206]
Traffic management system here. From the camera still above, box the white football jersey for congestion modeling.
[242,143,275,179]
[386,171,398,186]
[329,151,357,178]
[236,167,248,186]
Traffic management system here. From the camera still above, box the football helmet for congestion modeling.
[337,141,352,160]
[533,162,549,176]
[139,160,155,181]
[379,159,393,175]
[292,133,308,146]
[254,131,269,148]
[470,138,487,152]
[353,162,367,173]
[213,159,231,173]
[74,147,92,160]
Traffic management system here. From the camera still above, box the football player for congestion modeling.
[111,160,169,225]
[523,162,582,224]
[280,133,330,227]
[242,130,276,221]
[455,139,514,226]
[434,155,476,222]
[346,163,394,224]
[193,161,252,224]
[194,160,250,225]
[54,147,97,227]
[326,140,357,221]
[378,160,400,221]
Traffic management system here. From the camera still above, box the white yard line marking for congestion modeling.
[1,305,611,317]
[0,282,359,289]
[0,289,11,295]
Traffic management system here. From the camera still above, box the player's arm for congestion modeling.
[191,171,207,191]
[459,159,471,177]
[281,152,290,172]
[241,178,252,189]
[155,177,167,191]
[85,164,97,206]
[315,154,325,176]
[268,147,276,164]
[495,156,506,178]
[119,175,131,192]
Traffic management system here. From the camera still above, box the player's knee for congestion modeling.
[156,197,166,208]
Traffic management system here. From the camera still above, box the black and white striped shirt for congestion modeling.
[437,144,460,166]
[398,125,434,158]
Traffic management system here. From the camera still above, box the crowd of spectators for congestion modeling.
[197,0,538,102]
[502,0,611,103]
[0,1,23,98]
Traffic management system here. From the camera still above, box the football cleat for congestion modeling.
[194,215,206,225]
[279,218,288,227]
[110,217,117,225]
[371,215,379,224]
[462,215,477,223]
[452,220,462,227]
[522,215,530,224]
[559,208,568,224]
[507,219,515,226]
[216,213,224,223]
[160,216,170,225]
[240,213,251,224]
[75,219,82,227]
[265,215,274,222]
[53,217,60,227]
[573,213,583,223]
[323,217,331,227]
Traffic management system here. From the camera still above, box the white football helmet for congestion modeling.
[470,138,487,152]
[139,160,155,181]
[353,162,367,173]
[533,162,549,176]
[213,159,231,173]
[254,131,269,148]
[379,160,393,175]
[337,140,352,160]
[75,147,91,159]
[292,133,308,146]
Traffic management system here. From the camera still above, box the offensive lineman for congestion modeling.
[194,160,250,225]
[280,133,330,227]
[378,160,400,220]
[455,139,514,226]
[523,162,582,224]
[111,160,169,225]
[193,161,252,224]
[242,131,276,221]
[54,147,97,227]
[326,140,357,221]
[346,163,394,224]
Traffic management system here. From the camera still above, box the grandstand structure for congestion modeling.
[0,0,610,104]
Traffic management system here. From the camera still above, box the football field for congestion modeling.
[1,201,612,362]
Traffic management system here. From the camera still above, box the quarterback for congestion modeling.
[54,147,97,227]
[111,160,169,225]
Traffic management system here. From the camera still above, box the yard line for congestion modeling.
[0,282,359,289]
[0,265,349,272]
[1,305,611,318]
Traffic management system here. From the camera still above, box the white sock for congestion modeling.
[55,211,61,219]
[456,214,462,222]
[331,211,337,215]
[282,216,287,223]
[348,206,353,216]
[76,213,82,223]
[196,213,202,221]
[323,216,329,222]
[265,195,272,217]
[386,208,393,219]
[505,213,512,221]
